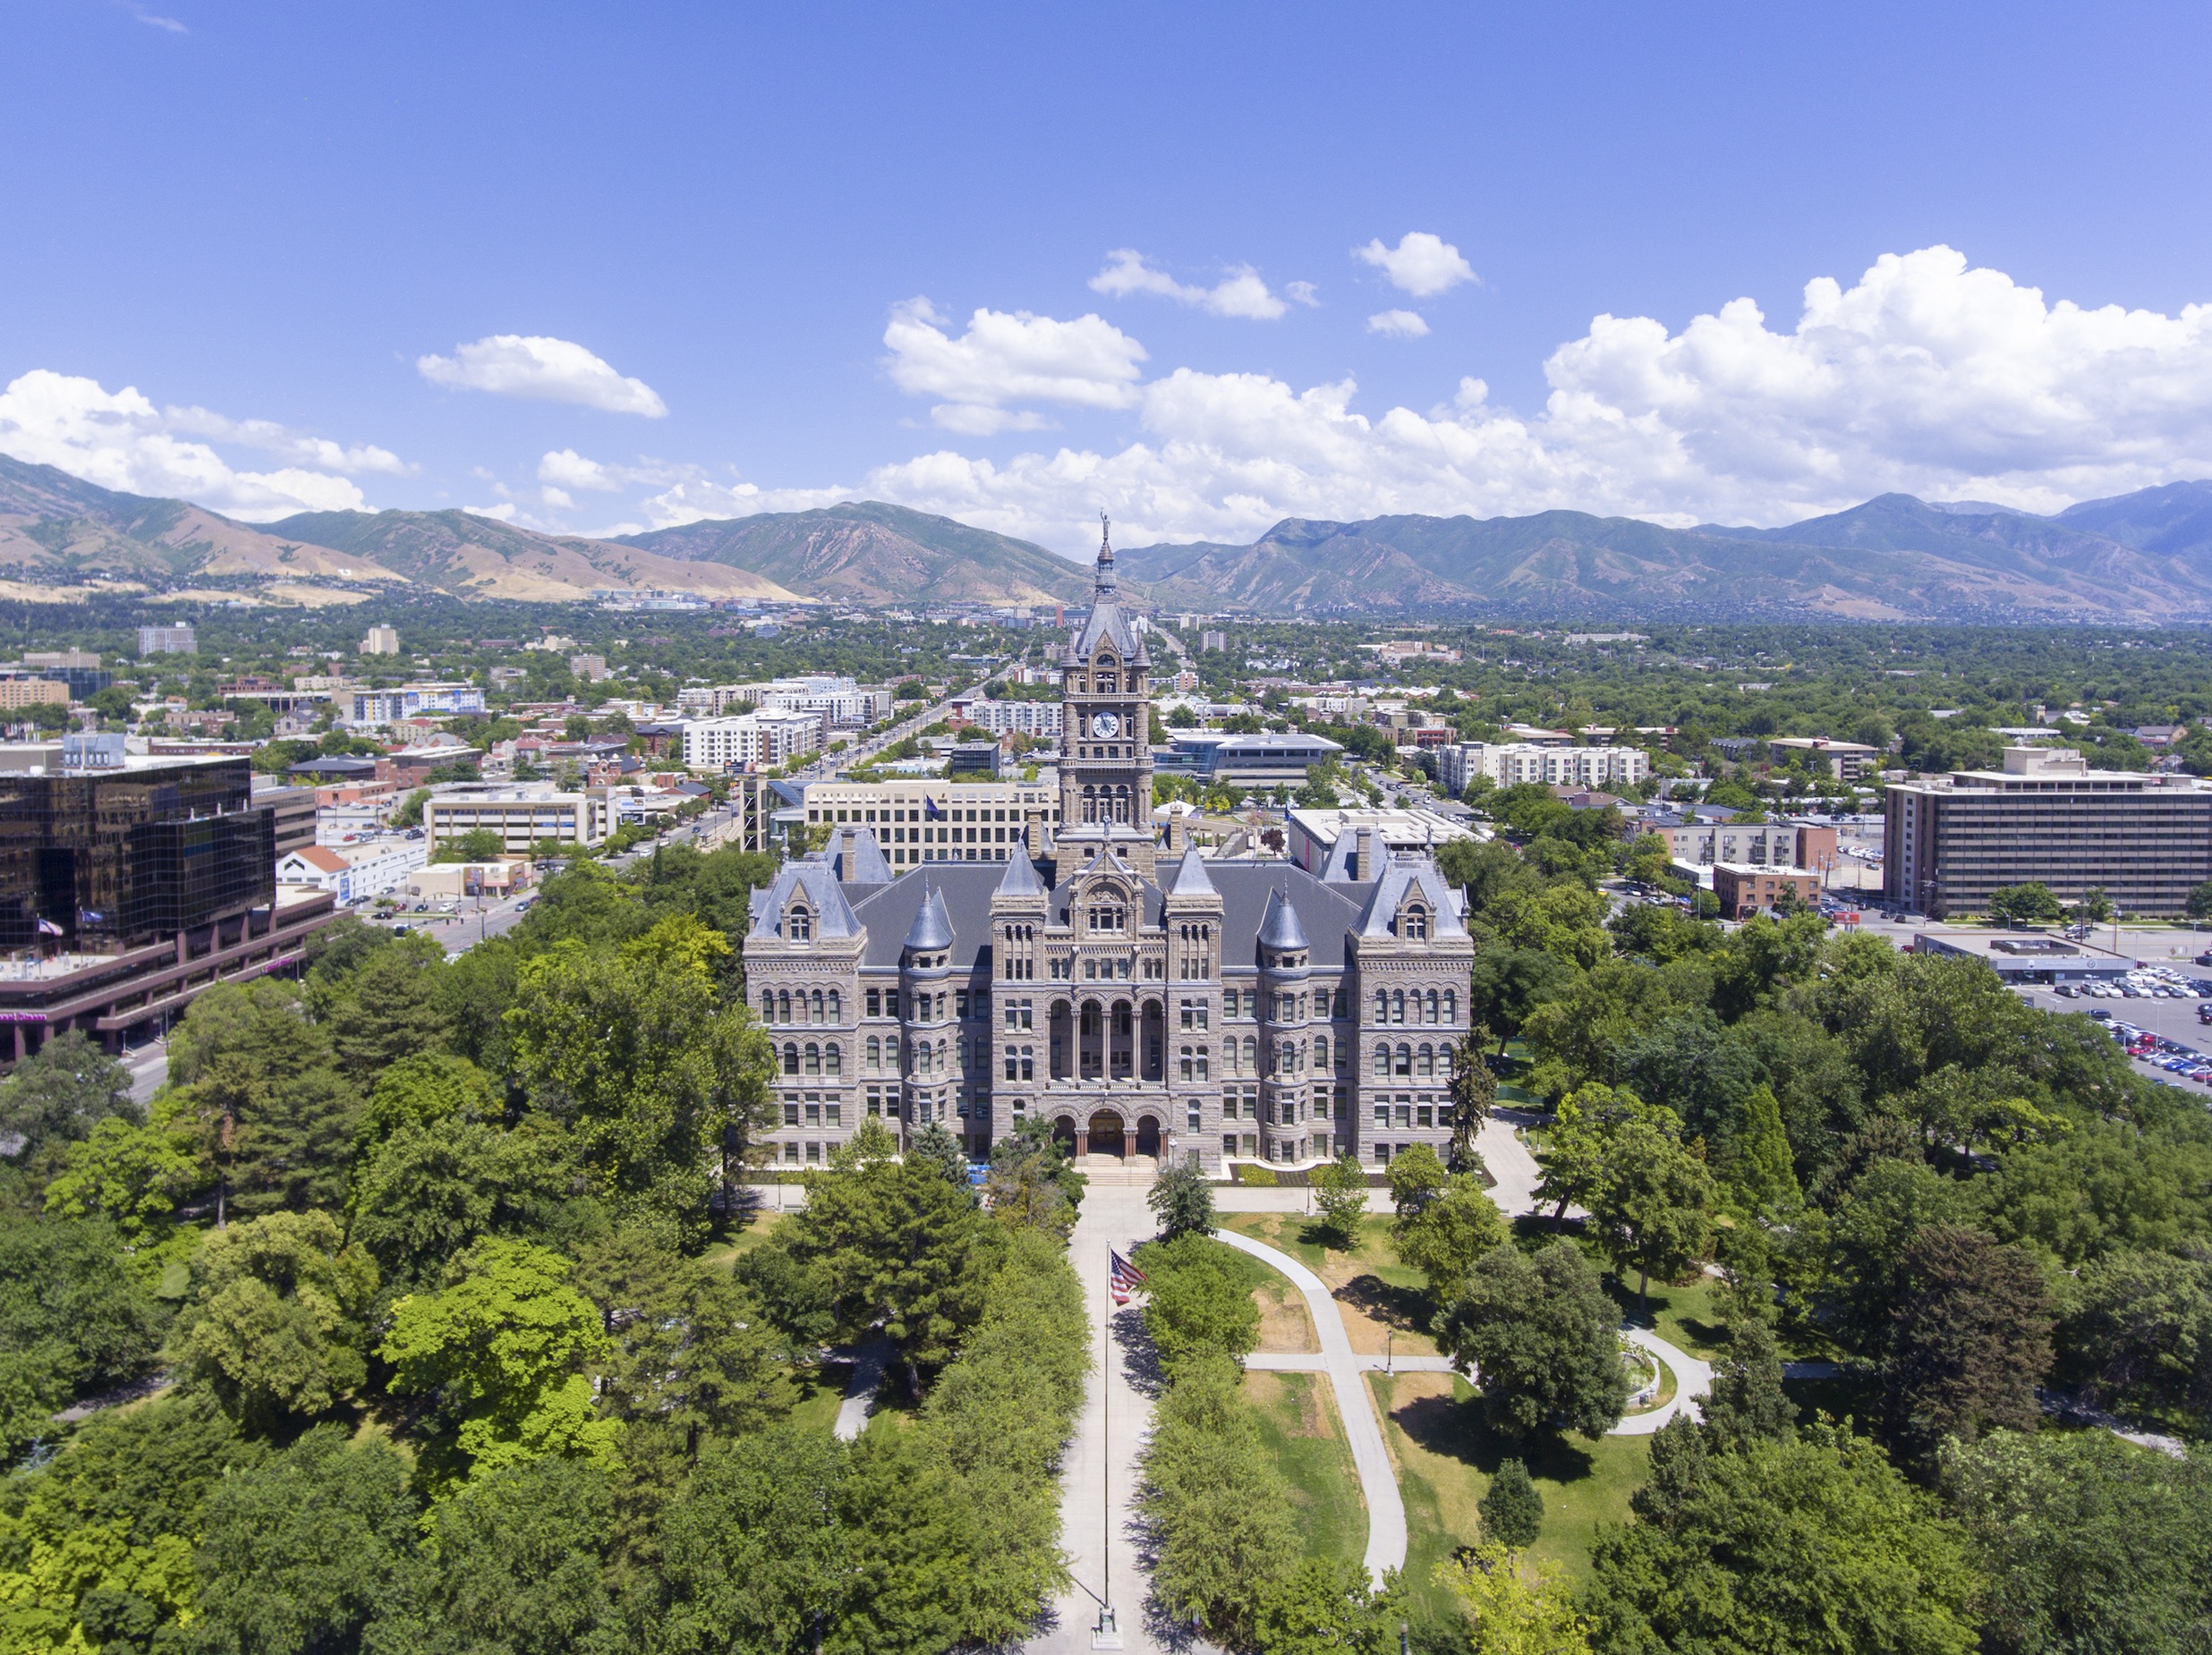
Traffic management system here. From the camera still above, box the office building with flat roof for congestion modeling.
[423,784,610,854]
[1884,746,2212,918]
[801,776,1061,868]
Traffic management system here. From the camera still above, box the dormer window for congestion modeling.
[1399,905,1428,940]
[786,905,812,941]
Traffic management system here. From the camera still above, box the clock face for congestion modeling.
[1090,711,1121,738]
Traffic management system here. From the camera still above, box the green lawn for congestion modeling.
[1245,1371,1367,1570]
[1369,1371,1650,1615]
[1221,1212,1435,1354]
[701,1209,785,1273]
[1601,1270,1727,1357]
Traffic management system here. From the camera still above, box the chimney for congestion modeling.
[1355,826,1380,881]
[1166,808,1186,855]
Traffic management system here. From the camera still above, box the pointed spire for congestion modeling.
[1168,850,1217,897]
[995,842,1046,897]
[1093,508,1117,598]
[1258,884,1309,953]
[903,880,953,952]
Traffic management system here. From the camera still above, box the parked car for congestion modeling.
[2055,984,2078,998]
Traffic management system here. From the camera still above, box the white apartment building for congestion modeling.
[677,676,890,728]
[359,625,400,656]
[423,784,611,853]
[683,711,823,773]
[951,697,1062,738]
[1437,742,1651,794]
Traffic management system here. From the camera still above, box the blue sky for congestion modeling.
[4,1,2211,555]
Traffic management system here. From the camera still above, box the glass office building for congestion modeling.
[0,752,273,950]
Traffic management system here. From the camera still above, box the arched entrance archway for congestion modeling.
[1086,1109,1127,1158]
[1052,1114,1077,1157]
[1135,1114,1161,1158]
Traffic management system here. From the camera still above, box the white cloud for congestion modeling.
[1356,232,1476,298]
[0,369,397,520]
[1285,281,1320,308]
[540,487,574,510]
[1089,250,1291,320]
[1366,309,1431,338]
[416,334,668,417]
[881,299,1146,434]
[537,448,619,492]
[829,245,2212,549]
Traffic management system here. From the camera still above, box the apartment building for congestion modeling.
[949,696,1063,738]
[1765,736,1881,782]
[1713,862,1823,919]
[1649,814,1840,872]
[135,625,196,656]
[422,784,611,854]
[1436,741,1651,794]
[682,711,823,772]
[345,683,487,724]
[1885,745,2212,918]
[360,625,400,656]
[677,676,891,728]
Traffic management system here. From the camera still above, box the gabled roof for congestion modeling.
[747,857,862,938]
[1355,857,1469,938]
[281,846,351,875]
[831,827,894,885]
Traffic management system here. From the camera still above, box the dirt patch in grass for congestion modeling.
[1255,1285,1320,1354]
[1222,1212,1440,1358]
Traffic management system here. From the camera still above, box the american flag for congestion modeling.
[1109,1250,1147,1305]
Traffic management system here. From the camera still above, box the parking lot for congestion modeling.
[2013,963,2212,1091]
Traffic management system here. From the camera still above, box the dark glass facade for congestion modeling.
[0,758,273,949]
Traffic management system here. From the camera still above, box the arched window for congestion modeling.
[1314,1035,1329,1069]
[1416,1045,1434,1078]
[1374,1041,1391,1074]
[1391,989,1406,1024]
[866,1034,881,1071]
[810,989,825,1024]
[936,1040,949,1075]
[1425,989,1440,1025]
[804,1043,821,1076]
[825,1043,842,1076]
[1243,1034,1257,1072]
[1443,989,1457,1023]
[828,989,841,1023]
[1374,989,1388,1023]
[787,906,812,941]
[782,1042,799,1075]
[777,989,791,1023]
[761,989,775,1020]
[1394,1042,1412,1077]
[1196,1048,1209,1081]
[1401,905,1428,940]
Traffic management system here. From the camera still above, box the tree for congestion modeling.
[647,1426,853,1655]
[41,1112,200,1245]
[2073,885,2114,927]
[168,1209,379,1432]
[1249,1557,1404,1655]
[434,826,508,864]
[574,1230,794,1454]
[1442,1545,1592,1655]
[1480,1457,1545,1547]
[353,1051,500,1156]
[0,1031,133,1168]
[166,979,360,1222]
[1718,1082,1800,1216]
[380,1238,620,1492]
[787,1154,1001,1369]
[1533,1083,1676,1222]
[188,1424,424,1655]
[1988,881,2064,926]
[1448,1033,1497,1172]
[1313,1154,1370,1245]
[906,1121,972,1191]
[1442,1241,1630,1440]
[1884,1224,2054,1458]
[505,914,775,1242]
[1701,1318,1794,1452]
[2060,1247,2212,1424]
[1139,1234,1262,1376]
[1624,833,1675,887]
[348,1116,580,1289]
[0,1218,167,1462]
[1147,1158,1216,1239]
[1466,947,1577,1053]
[1584,1423,1983,1655]
[1136,1356,1298,1648]
[316,932,455,1070]
[1391,1173,1507,1311]
[1385,1142,1448,1219]
[1586,1118,1714,1318]
[402,1456,614,1655]
[1941,1428,2212,1655]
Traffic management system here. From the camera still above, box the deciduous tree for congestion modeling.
[1442,1242,1629,1440]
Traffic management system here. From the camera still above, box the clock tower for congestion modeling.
[1055,514,1156,878]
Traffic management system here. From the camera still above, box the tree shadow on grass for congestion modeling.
[1390,1387,1597,1485]
[1335,1272,1434,1336]
[1599,1271,1724,1345]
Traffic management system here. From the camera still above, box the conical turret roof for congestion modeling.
[995,843,1046,897]
[1258,886,1309,952]
[903,884,954,952]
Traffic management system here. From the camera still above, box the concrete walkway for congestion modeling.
[1212,1228,1408,1580]
[1029,1184,1165,1654]
[1614,1326,1711,1435]
[831,1339,892,1441]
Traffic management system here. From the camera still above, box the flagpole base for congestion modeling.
[1092,1606,1124,1650]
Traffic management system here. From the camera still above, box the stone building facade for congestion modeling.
[744,526,1475,1172]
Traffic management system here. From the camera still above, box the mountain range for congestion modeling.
[1115,484,2212,622]
[4,448,2212,622]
